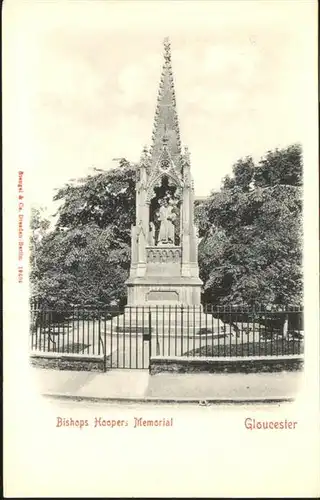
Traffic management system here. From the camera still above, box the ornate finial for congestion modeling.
[163,37,171,62]
[183,145,191,163]
[140,145,149,162]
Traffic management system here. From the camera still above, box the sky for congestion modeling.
[4,0,316,217]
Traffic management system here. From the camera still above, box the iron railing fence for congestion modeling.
[30,303,304,369]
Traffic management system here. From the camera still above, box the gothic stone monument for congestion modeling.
[103,39,232,365]
[126,37,202,307]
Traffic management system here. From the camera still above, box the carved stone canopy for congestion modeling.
[147,172,182,204]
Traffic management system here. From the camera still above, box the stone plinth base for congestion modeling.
[126,276,203,307]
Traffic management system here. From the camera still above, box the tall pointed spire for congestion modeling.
[150,37,182,170]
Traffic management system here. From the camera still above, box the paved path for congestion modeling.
[32,367,302,402]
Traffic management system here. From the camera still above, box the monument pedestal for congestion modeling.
[126,275,202,307]
[127,242,202,306]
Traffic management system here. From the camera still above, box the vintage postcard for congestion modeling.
[3,0,319,497]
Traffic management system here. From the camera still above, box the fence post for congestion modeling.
[103,314,107,372]
[156,305,160,356]
[283,314,289,339]
[148,308,152,371]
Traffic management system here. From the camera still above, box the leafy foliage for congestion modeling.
[254,144,302,188]
[198,144,303,306]
[53,160,135,243]
[30,162,136,308]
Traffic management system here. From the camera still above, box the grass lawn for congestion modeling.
[184,339,304,357]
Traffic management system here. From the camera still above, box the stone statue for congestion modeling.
[136,220,145,242]
[157,197,176,245]
[149,222,155,246]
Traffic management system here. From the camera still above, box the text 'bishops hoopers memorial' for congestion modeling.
[126,38,203,307]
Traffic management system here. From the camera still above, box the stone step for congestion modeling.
[104,329,229,338]
[104,313,233,333]
[121,311,226,322]
[101,326,234,337]
[103,323,230,332]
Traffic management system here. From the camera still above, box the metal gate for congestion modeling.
[101,308,152,370]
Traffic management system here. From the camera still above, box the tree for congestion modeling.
[222,156,255,192]
[30,162,137,308]
[30,207,50,281]
[53,162,136,241]
[198,144,303,306]
[254,144,302,188]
